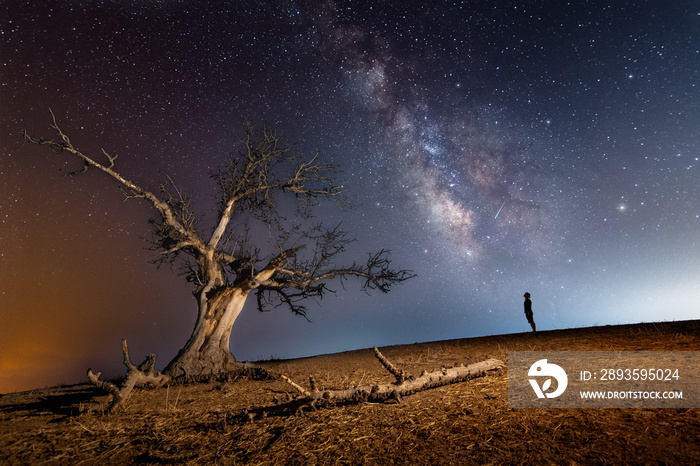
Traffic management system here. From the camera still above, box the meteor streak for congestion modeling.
[494,198,507,220]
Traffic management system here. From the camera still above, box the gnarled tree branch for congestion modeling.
[87,340,170,413]
[18,110,208,260]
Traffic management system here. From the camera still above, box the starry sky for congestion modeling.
[1,1,699,393]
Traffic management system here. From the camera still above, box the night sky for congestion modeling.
[1,1,698,393]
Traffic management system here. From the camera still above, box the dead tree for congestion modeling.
[18,111,414,380]
[239,347,504,420]
[87,340,171,413]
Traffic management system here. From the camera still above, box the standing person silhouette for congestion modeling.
[523,292,537,334]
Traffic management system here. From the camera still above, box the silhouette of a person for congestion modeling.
[523,292,537,334]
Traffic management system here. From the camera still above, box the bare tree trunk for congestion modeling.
[164,285,250,379]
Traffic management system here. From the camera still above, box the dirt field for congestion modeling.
[1,320,698,465]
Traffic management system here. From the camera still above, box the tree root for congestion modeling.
[87,339,171,413]
[238,347,503,421]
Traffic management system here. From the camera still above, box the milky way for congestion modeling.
[1,1,698,392]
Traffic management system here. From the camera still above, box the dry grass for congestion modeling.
[1,320,698,465]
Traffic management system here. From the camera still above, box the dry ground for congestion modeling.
[1,320,698,465]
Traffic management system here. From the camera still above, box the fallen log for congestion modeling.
[240,347,503,421]
[87,339,170,413]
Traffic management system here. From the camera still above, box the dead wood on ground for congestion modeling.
[239,346,503,421]
[87,339,171,413]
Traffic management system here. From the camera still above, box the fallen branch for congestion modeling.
[239,347,503,421]
[87,339,171,413]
